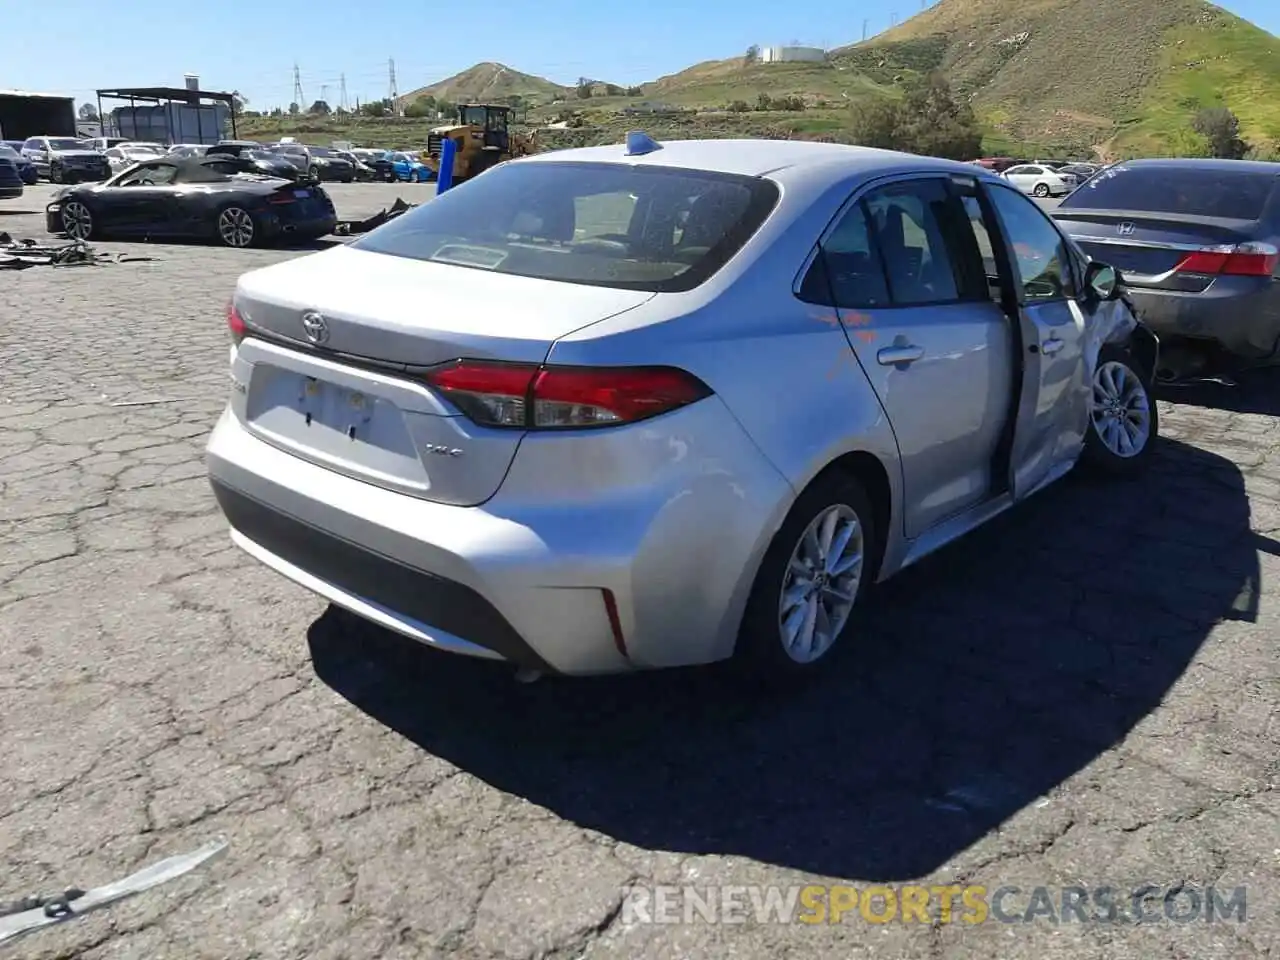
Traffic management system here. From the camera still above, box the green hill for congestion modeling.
[401,62,571,106]
[840,0,1280,157]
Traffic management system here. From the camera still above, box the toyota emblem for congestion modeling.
[301,311,329,344]
[1117,222,1135,236]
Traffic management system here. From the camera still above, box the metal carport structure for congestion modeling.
[94,86,238,145]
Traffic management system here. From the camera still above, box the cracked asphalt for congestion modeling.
[2,182,1279,959]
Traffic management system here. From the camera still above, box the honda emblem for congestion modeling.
[1117,222,1135,237]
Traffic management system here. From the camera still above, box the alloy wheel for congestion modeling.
[61,202,92,240]
[1091,360,1152,458]
[217,207,255,248]
[778,504,864,664]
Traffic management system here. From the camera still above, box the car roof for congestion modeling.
[1104,157,1280,174]
[516,137,999,186]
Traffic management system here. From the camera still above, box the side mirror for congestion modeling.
[1084,261,1122,301]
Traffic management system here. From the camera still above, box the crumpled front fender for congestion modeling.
[1082,294,1160,386]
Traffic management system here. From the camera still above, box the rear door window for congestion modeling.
[353,161,780,292]
[862,179,964,306]
[1064,165,1277,220]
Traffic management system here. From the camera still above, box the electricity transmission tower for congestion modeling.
[388,58,399,114]
[292,64,305,108]
[862,18,868,40]
[320,84,330,107]
[339,74,349,111]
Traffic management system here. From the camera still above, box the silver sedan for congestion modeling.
[206,136,1159,680]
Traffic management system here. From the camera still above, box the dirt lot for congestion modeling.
[1,182,1279,959]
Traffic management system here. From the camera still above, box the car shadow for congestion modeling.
[307,435,1256,881]
[1156,368,1280,416]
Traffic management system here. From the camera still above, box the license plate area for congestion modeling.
[245,366,429,489]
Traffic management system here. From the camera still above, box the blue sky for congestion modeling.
[7,0,1279,111]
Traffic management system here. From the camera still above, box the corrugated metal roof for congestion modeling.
[0,89,75,100]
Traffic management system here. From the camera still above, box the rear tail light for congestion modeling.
[268,192,295,204]
[226,300,247,345]
[423,361,713,429]
[1174,242,1279,277]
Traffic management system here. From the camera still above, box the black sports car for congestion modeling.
[45,157,337,248]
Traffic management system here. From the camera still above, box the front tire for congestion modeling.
[1082,343,1158,476]
[61,200,94,240]
[735,473,876,679]
[49,164,63,184]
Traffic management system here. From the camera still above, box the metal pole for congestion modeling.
[196,99,204,145]
[436,136,456,194]
[96,93,103,135]
[230,97,238,138]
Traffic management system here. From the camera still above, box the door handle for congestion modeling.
[1041,337,1065,355]
[877,345,925,366]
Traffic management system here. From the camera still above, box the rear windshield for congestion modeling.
[1062,164,1277,220]
[352,161,780,292]
[0,145,18,160]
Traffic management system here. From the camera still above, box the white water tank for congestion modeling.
[760,45,826,63]
[183,75,199,91]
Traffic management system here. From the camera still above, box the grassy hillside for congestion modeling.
[401,62,570,106]
[244,0,1280,158]
[844,0,1280,157]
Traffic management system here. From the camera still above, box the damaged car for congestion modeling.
[205,142,307,181]
[206,137,1159,680]
[47,156,336,248]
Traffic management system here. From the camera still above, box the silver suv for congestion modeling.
[20,136,111,183]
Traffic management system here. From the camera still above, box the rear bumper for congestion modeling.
[205,394,792,676]
[0,184,22,200]
[1125,281,1280,362]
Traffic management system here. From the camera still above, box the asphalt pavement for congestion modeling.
[1,182,1278,959]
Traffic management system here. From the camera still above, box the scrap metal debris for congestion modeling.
[334,197,417,236]
[0,838,229,946]
[0,233,158,270]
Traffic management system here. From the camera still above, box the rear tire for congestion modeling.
[735,473,876,682]
[1082,343,1158,476]
[1033,183,1050,198]
[215,205,257,248]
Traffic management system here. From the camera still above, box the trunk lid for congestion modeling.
[1054,209,1259,293]
[232,245,655,505]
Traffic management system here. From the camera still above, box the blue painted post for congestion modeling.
[436,138,456,195]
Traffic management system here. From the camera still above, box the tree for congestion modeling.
[288,102,300,115]
[625,85,643,97]
[308,100,331,115]
[403,96,437,118]
[78,102,99,120]
[231,90,248,113]
[745,44,761,64]
[728,100,750,113]
[848,97,899,149]
[849,72,982,160]
[576,77,594,99]
[1192,106,1248,159]
[756,92,773,111]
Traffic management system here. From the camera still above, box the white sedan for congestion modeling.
[1003,163,1077,198]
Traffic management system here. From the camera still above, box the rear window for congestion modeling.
[0,145,18,160]
[352,160,780,292]
[1062,164,1277,220]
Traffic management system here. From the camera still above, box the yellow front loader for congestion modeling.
[421,104,537,181]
